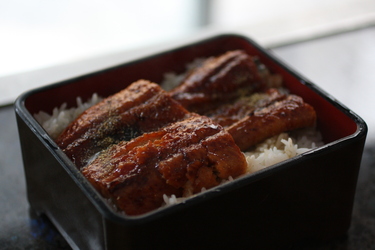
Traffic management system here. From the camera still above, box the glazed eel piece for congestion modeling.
[205,88,287,128]
[82,114,247,216]
[205,89,317,151]
[169,50,317,151]
[56,80,190,169]
[227,94,317,151]
[169,50,266,114]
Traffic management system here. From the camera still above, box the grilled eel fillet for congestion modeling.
[169,50,265,113]
[204,89,317,151]
[82,115,247,216]
[205,88,287,128]
[226,94,317,151]
[169,51,317,151]
[56,80,190,169]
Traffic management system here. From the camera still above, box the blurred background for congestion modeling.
[1,0,375,105]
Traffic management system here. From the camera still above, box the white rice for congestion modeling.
[34,93,102,139]
[244,130,323,174]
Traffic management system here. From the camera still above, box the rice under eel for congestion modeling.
[81,114,247,216]
[56,80,190,169]
[169,50,265,113]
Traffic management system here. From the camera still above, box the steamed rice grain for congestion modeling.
[34,93,102,139]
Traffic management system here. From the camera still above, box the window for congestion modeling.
[1,0,373,105]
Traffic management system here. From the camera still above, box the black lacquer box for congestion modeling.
[15,34,367,249]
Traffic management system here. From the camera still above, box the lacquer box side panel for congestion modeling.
[15,112,106,250]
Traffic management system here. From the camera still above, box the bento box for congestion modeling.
[15,34,367,249]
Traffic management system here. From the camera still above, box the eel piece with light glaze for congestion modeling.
[82,114,247,215]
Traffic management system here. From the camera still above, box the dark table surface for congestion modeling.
[1,26,375,249]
